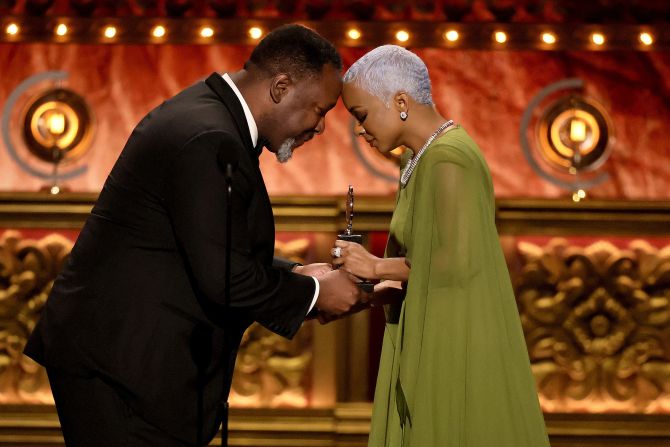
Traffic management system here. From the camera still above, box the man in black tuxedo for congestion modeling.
[24,24,362,446]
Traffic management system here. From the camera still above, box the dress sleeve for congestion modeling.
[407,144,488,290]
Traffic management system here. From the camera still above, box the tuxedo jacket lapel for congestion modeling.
[204,72,274,234]
[204,73,256,160]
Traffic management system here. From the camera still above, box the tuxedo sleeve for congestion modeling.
[272,257,301,271]
[164,130,314,338]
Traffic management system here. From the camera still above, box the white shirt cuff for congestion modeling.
[307,276,319,314]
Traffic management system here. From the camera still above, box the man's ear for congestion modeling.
[393,92,409,113]
[270,73,292,104]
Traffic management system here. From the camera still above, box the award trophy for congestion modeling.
[338,185,375,292]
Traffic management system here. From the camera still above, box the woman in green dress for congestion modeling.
[332,45,550,447]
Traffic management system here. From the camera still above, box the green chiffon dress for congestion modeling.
[368,125,550,447]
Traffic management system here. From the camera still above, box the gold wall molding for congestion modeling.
[0,229,320,409]
[231,238,315,408]
[1,192,670,235]
[514,238,670,413]
[0,404,669,447]
[0,230,70,405]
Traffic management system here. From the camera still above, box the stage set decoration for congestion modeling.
[1,0,670,445]
[4,226,670,414]
[0,230,317,408]
[230,238,315,408]
[520,78,614,203]
[0,230,71,404]
[1,71,94,195]
[514,237,670,413]
[1,1,667,50]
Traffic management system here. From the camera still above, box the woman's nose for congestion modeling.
[315,116,326,135]
[354,121,366,136]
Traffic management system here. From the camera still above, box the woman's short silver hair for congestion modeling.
[343,45,433,106]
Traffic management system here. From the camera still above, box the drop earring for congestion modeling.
[400,111,408,121]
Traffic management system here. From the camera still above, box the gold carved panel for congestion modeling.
[0,230,314,408]
[0,230,71,403]
[230,238,314,408]
[515,238,670,413]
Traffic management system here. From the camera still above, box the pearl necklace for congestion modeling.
[400,120,455,187]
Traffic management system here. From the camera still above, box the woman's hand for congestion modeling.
[331,240,379,279]
[371,280,405,306]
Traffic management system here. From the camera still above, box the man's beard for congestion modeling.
[276,137,295,163]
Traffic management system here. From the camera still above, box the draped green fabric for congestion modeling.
[369,126,550,447]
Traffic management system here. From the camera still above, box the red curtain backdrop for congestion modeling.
[1,43,669,198]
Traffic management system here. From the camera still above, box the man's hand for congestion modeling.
[315,280,403,324]
[293,262,332,278]
[315,269,364,315]
[316,301,371,324]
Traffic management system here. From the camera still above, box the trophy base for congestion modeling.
[337,233,374,293]
[337,234,362,244]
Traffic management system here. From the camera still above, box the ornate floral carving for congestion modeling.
[0,230,72,403]
[230,238,314,408]
[0,230,315,407]
[516,238,670,412]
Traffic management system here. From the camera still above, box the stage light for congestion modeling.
[395,30,409,43]
[6,23,19,36]
[494,31,507,43]
[445,30,459,42]
[572,189,586,202]
[591,33,605,46]
[248,27,263,40]
[152,25,166,38]
[104,26,117,39]
[639,32,653,46]
[46,112,66,135]
[55,23,68,36]
[200,26,214,38]
[542,32,556,45]
[347,28,361,40]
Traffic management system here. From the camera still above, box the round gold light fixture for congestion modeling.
[591,32,605,46]
[22,88,94,164]
[395,30,410,43]
[104,26,117,39]
[55,23,68,36]
[536,95,612,173]
[6,23,19,36]
[542,32,557,45]
[639,32,653,46]
[152,25,166,38]
[200,26,214,38]
[248,27,263,40]
[445,30,459,42]
[347,28,361,40]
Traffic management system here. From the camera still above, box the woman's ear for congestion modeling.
[270,73,292,104]
[393,92,409,114]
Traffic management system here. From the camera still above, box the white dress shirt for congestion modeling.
[221,73,320,314]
